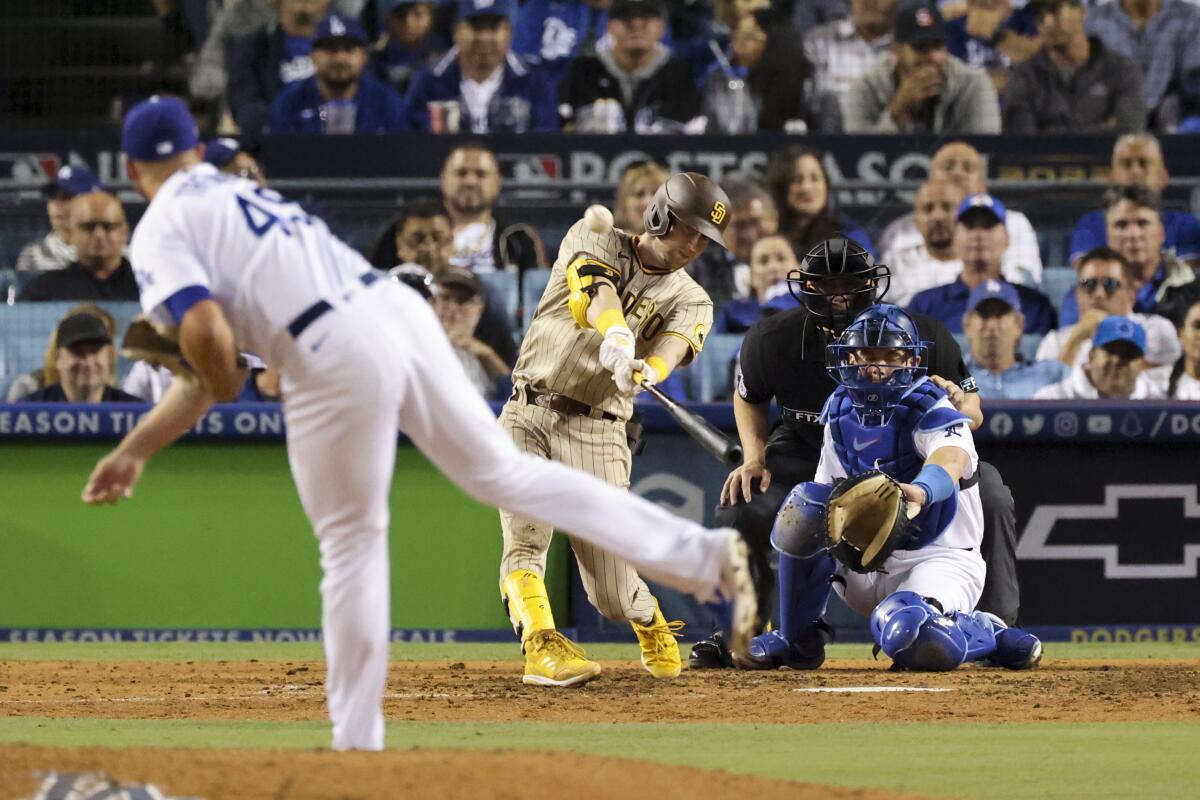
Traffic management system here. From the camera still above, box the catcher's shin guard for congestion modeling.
[502,569,557,643]
[770,482,833,559]
[739,551,835,670]
[977,612,1043,670]
[778,551,836,642]
[870,591,996,671]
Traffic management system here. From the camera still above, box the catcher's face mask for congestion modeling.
[827,314,928,426]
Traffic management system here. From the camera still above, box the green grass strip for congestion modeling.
[0,718,1195,799]
[1,640,1197,662]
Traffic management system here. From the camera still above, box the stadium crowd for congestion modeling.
[170,0,1200,137]
[3,0,1200,405]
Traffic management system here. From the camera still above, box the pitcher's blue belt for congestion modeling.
[288,272,379,338]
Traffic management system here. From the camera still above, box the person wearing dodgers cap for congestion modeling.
[203,138,267,187]
[908,191,1057,335]
[269,13,409,134]
[960,279,1068,399]
[1034,315,1163,399]
[17,165,108,272]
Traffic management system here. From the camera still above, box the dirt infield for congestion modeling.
[0,746,926,800]
[2,657,1198,724]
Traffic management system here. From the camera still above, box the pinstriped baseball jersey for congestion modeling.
[512,218,713,419]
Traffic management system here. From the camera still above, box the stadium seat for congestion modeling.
[689,333,743,402]
[0,301,142,398]
[1041,266,1076,315]
[1018,334,1041,362]
[520,269,552,331]
[479,271,518,327]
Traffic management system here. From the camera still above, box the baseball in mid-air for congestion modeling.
[584,204,614,233]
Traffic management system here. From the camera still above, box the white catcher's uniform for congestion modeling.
[814,396,986,617]
[130,164,735,750]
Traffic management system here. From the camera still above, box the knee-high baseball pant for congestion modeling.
[498,394,658,625]
[280,281,729,751]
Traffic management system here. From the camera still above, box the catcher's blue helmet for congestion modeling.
[826,304,928,426]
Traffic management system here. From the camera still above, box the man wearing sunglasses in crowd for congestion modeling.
[1036,245,1180,393]
[1058,185,1200,328]
[18,191,139,302]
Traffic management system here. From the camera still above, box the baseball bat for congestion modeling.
[642,383,743,466]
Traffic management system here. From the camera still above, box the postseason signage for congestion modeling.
[4,133,1200,207]
[5,401,1200,442]
[5,401,1199,627]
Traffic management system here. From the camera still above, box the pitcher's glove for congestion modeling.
[822,470,913,573]
[122,316,248,379]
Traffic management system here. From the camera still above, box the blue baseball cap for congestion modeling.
[956,192,1007,225]
[458,0,516,22]
[314,13,368,45]
[965,279,1021,315]
[44,164,105,198]
[203,137,242,169]
[1093,316,1146,355]
[122,95,200,162]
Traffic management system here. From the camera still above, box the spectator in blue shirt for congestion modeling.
[1069,134,1200,265]
[909,193,1057,334]
[945,0,1039,92]
[228,0,330,135]
[271,14,410,133]
[961,280,1067,398]
[765,143,876,261]
[1061,185,1200,327]
[513,0,614,85]
[405,0,560,133]
[372,0,446,94]
[1084,0,1200,130]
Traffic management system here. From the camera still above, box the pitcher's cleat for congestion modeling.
[522,629,602,687]
[717,529,758,659]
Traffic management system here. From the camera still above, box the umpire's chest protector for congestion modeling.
[823,381,970,548]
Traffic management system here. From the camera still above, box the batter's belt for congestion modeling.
[514,384,620,423]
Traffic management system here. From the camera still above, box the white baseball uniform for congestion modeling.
[814,397,986,616]
[129,163,735,751]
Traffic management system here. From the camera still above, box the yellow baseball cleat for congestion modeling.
[522,629,602,687]
[632,605,685,679]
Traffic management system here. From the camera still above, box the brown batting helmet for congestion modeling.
[642,172,731,248]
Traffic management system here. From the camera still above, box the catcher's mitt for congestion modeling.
[822,470,913,573]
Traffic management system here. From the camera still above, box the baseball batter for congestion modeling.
[80,97,754,751]
[498,174,730,686]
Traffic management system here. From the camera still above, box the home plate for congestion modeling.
[793,687,955,693]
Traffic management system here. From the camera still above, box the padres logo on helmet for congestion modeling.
[643,172,733,248]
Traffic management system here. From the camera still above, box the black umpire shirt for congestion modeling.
[736,308,976,472]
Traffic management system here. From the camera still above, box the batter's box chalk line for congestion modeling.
[793,686,956,693]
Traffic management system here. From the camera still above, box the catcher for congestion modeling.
[741,304,1042,672]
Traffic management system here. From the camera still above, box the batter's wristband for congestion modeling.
[595,308,628,336]
[644,355,671,381]
[913,463,954,506]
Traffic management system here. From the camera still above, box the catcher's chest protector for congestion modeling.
[825,381,968,549]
